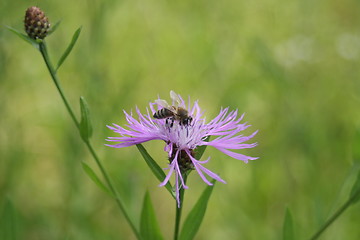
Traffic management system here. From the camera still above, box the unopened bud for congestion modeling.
[24,6,50,40]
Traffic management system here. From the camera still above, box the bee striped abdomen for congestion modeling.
[153,108,174,119]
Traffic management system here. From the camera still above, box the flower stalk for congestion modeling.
[38,41,141,240]
[39,43,79,129]
[174,173,187,240]
[309,186,360,240]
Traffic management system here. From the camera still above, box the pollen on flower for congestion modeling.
[106,91,258,207]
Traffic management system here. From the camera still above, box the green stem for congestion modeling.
[39,42,79,129]
[309,187,360,240]
[38,42,141,240]
[174,173,188,240]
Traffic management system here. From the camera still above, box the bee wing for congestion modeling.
[155,99,170,108]
[170,90,182,106]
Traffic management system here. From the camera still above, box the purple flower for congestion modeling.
[106,91,258,207]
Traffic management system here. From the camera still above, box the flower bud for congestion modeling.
[24,6,50,40]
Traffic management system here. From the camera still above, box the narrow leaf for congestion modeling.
[327,162,360,215]
[47,20,61,36]
[0,198,17,240]
[82,162,112,196]
[283,207,294,240]
[140,192,164,240]
[136,144,175,199]
[179,179,216,240]
[5,25,40,50]
[195,136,210,160]
[350,170,360,204]
[56,27,82,71]
[79,96,93,141]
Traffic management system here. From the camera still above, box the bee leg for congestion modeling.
[182,117,192,126]
[165,118,169,131]
[165,118,171,127]
[170,117,175,128]
[188,116,193,125]
[165,118,169,127]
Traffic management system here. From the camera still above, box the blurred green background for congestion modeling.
[1,0,360,239]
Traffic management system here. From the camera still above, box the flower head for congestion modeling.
[106,91,258,207]
[24,6,50,40]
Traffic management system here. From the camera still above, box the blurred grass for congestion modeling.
[1,0,360,239]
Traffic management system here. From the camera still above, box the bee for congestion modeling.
[153,90,193,126]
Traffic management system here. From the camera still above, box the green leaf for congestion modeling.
[283,207,294,240]
[350,170,360,205]
[56,26,82,71]
[352,129,360,160]
[47,20,61,36]
[136,144,175,199]
[326,162,360,216]
[179,179,216,240]
[5,25,40,50]
[0,198,18,240]
[140,191,164,240]
[82,162,112,196]
[79,96,93,141]
[195,136,210,160]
